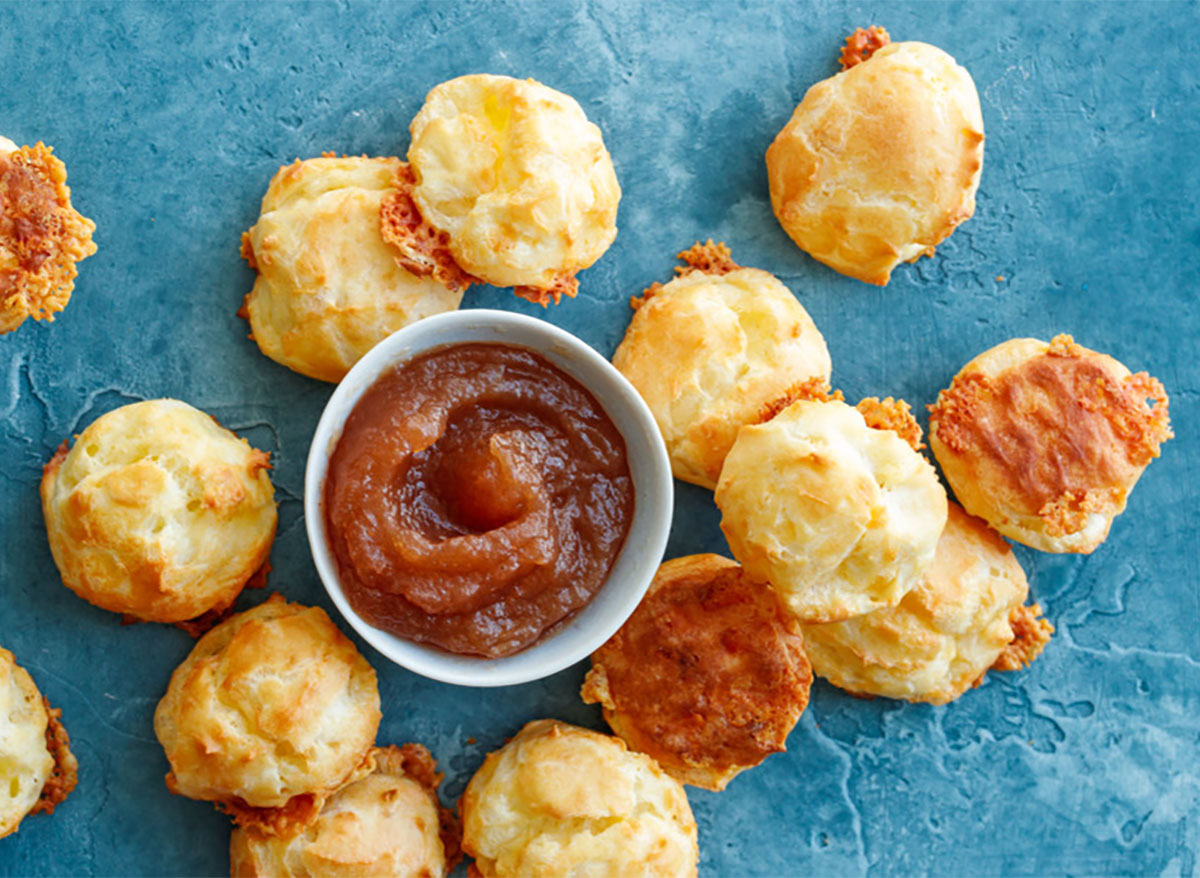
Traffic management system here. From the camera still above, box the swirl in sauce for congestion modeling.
[324,342,634,657]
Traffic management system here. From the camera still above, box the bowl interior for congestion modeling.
[305,309,673,687]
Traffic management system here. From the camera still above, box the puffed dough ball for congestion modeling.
[582,555,812,791]
[241,155,462,383]
[766,40,984,285]
[407,74,620,294]
[613,262,830,489]
[154,594,381,821]
[41,399,277,624]
[0,135,97,333]
[803,504,1053,704]
[716,399,947,623]
[0,646,78,839]
[230,744,450,878]
[928,335,1172,553]
[461,720,698,878]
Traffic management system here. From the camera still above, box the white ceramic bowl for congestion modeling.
[305,309,673,687]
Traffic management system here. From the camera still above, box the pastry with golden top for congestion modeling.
[612,241,831,489]
[154,594,381,832]
[461,719,698,878]
[0,645,78,839]
[803,503,1053,704]
[765,29,984,284]
[582,554,812,791]
[716,396,947,623]
[928,335,1173,553]
[0,135,97,333]
[230,743,458,878]
[41,399,277,624]
[240,154,462,383]
[382,74,620,306]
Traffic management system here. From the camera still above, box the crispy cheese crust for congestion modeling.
[40,399,277,623]
[241,155,463,383]
[614,243,830,488]
[839,26,891,70]
[928,335,1172,552]
[154,595,381,828]
[230,744,457,878]
[802,503,1052,704]
[379,161,479,296]
[717,398,947,623]
[766,40,984,284]
[0,647,77,838]
[461,720,698,878]
[0,139,96,333]
[582,555,812,791]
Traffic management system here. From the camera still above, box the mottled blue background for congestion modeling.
[1,2,1197,876]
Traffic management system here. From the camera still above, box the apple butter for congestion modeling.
[324,342,634,657]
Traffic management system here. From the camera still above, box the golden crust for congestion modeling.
[613,251,831,489]
[40,399,278,623]
[716,398,947,623]
[581,555,812,791]
[406,74,620,295]
[230,744,454,878]
[802,503,1051,704]
[766,41,984,285]
[461,720,698,878]
[154,594,381,819]
[0,141,97,333]
[242,155,464,383]
[928,335,1173,552]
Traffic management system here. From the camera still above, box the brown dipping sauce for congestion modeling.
[324,342,634,658]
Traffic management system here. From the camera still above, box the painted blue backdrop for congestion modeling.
[1,2,1197,875]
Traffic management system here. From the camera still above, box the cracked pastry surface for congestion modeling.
[582,554,812,791]
[612,242,830,489]
[802,503,1052,704]
[395,74,620,303]
[230,743,455,878]
[0,645,78,839]
[928,335,1172,553]
[0,136,97,333]
[240,154,462,383]
[153,594,380,829]
[461,719,697,878]
[41,399,277,624]
[716,398,947,623]
[766,37,984,284]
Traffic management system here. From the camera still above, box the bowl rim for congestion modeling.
[304,308,673,688]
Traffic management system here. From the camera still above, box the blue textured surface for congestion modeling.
[1,2,1197,876]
